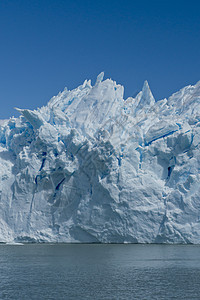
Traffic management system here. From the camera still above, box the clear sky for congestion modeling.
[0,0,200,118]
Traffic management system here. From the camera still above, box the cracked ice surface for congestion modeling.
[1,73,200,243]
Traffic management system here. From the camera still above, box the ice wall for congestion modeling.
[0,73,200,243]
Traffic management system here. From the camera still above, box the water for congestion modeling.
[0,244,200,299]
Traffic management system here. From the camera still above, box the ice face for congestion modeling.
[0,73,200,243]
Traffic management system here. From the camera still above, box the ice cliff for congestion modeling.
[1,72,200,243]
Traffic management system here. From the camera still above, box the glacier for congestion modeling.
[1,72,200,244]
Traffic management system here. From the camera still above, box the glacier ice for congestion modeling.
[1,73,200,243]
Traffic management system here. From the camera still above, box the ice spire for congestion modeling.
[136,80,155,111]
[95,72,104,85]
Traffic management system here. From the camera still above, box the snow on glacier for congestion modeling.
[0,73,200,243]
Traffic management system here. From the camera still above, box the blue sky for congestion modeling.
[0,0,200,118]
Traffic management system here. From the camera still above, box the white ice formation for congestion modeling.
[1,73,200,243]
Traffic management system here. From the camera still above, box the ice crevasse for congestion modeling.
[1,72,200,243]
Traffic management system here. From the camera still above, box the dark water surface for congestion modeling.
[0,244,200,299]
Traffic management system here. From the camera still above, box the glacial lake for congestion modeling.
[0,244,200,299]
